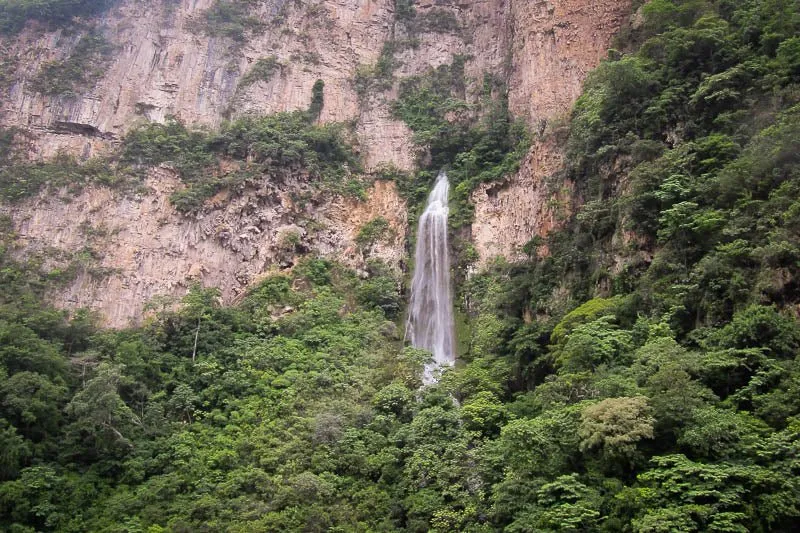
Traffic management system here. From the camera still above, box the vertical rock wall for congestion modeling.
[0,0,631,323]
[9,170,408,327]
[472,0,631,265]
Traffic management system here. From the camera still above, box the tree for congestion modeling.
[714,305,800,359]
[373,381,414,421]
[461,391,508,436]
[181,285,222,363]
[632,454,798,532]
[308,79,325,120]
[65,363,142,454]
[579,396,654,462]
[0,371,66,441]
[498,406,581,479]
[0,419,29,480]
[556,316,633,372]
[532,474,602,532]
[678,407,768,459]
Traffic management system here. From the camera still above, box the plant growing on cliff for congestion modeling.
[0,104,362,210]
[0,149,128,202]
[356,217,392,250]
[416,9,461,35]
[308,79,325,121]
[352,41,404,101]
[29,31,114,97]
[122,110,361,212]
[237,56,281,91]
[189,0,264,43]
[277,227,302,252]
[390,57,530,229]
[0,53,18,90]
[0,0,116,35]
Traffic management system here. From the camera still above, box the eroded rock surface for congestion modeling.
[471,138,576,264]
[9,171,406,327]
[0,0,631,323]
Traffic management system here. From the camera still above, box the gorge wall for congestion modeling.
[0,0,630,326]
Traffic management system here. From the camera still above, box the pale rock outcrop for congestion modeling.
[472,0,630,264]
[471,137,575,263]
[2,0,400,158]
[507,0,630,124]
[9,169,407,327]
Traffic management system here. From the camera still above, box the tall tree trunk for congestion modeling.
[192,317,200,363]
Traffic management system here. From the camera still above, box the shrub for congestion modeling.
[190,0,264,43]
[355,217,391,249]
[238,56,280,90]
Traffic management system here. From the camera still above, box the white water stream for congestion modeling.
[406,171,455,384]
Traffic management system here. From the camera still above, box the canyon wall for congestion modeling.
[0,0,630,325]
[470,0,630,265]
[9,171,408,326]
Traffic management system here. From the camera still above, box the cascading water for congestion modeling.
[406,171,455,384]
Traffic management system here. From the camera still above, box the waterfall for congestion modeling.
[406,171,455,384]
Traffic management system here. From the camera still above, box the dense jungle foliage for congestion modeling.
[2,0,800,531]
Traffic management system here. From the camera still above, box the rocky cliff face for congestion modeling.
[0,0,630,325]
[471,0,630,265]
[10,171,407,326]
[4,0,401,162]
[471,137,576,264]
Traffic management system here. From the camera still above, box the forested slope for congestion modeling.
[2,0,800,531]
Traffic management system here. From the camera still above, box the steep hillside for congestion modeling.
[2,0,800,532]
[0,0,629,325]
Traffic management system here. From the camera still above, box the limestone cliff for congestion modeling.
[0,0,630,325]
[9,169,407,325]
[471,136,576,264]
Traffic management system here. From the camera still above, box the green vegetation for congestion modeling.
[353,39,417,100]
[391,56,469,148]
[390,58,530,229]
[0,0,115,35]
[308,79,325,121]
[394,0,414,21]
[1,100,360,211]
[551,0,800,326]
[189,0,264,43]
[122,110,361,212]
[29,32,114,97]
[0,237,415,531]
[355,216,392,249]
[0,152,118,201]
[0,128,137,202]
[389,0,461,35]
[0,54,18,90]
[447,0,800,529]
[351,4,462,103]
[416,8,461,34]
[237,56,280,91]
[4,0,800,531]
